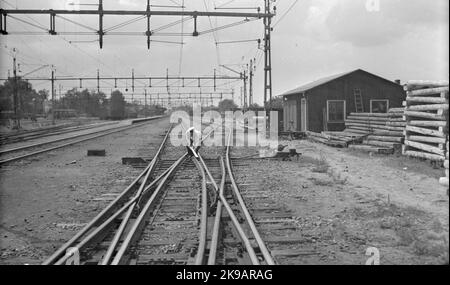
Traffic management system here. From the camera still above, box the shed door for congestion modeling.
[284,102,297,131]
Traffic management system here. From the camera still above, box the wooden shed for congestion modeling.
[281,69,406,132]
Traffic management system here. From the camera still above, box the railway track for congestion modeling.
[43,125,306,265]
[227,152,309,265]
[0,117,163,165]
[199,132,275,265]
[0,122,85,144]
[0,121,119,145]
[41,126,179,265]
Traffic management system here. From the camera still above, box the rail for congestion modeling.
[42,124,172,265]
[0,117,162,165]
[110,154,187,265]
[225,129,275,265]
[42,123,275,265]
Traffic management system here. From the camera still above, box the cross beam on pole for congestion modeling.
[0,7,274,48]
[0,9,273,17]
[0,75,242,81]
[122,92,232,96]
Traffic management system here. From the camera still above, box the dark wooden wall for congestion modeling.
[283,70,406,132]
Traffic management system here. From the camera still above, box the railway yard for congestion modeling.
[0,0,448,270]
[0,116,448,265]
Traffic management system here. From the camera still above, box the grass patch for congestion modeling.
[309,177,333,186]
[397,227,419,246]
[412,239,449,258]
[374,203,449,261]
[311,155,329,173]
[331,171,348,185]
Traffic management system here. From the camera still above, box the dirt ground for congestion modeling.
[0,118,170,264]
[247,139,449,264]
[0,118,448,265]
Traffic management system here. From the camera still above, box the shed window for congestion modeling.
[370,100,389,113]
[327,100,346,122]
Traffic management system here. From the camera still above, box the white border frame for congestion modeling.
[327,100,346,123]
[370,99,389,113]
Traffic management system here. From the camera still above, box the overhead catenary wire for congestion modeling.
[199,18,257,36]
[7,15,49,32]
[216,38,259,45]
[150,16,193,33]
[5,24,114,82]
[273,0,299,28]
[178,0,185,81]
[55,14,98,32]
[215,0,237,9]
[167,0,182,7]
[203,0,222,70]
[1,0,270,103]
[1,0,150,90]
[1,1,79,71]
[104,15,146,32]
[0,3,121,93]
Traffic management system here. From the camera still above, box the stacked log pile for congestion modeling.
[403,81,449,161]
[344,110,406,154]
[439,138,449,189]
[306,108,407,153]
[305,131,355,148]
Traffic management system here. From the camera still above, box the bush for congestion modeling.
[110,90,126,119]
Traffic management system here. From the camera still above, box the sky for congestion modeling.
[0,0,448,106]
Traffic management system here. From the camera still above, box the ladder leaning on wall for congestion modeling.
[354,88,364,113]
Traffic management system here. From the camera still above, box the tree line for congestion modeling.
[1,78,282,120]
[0,77,48,116]
[0,78,166,120]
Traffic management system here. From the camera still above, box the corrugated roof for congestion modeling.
[281,69,358,96]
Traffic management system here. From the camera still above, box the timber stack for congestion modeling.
[344,109,405,154]
[305,131,351,148]
[402,80,449,162]
[439,138,449,189]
